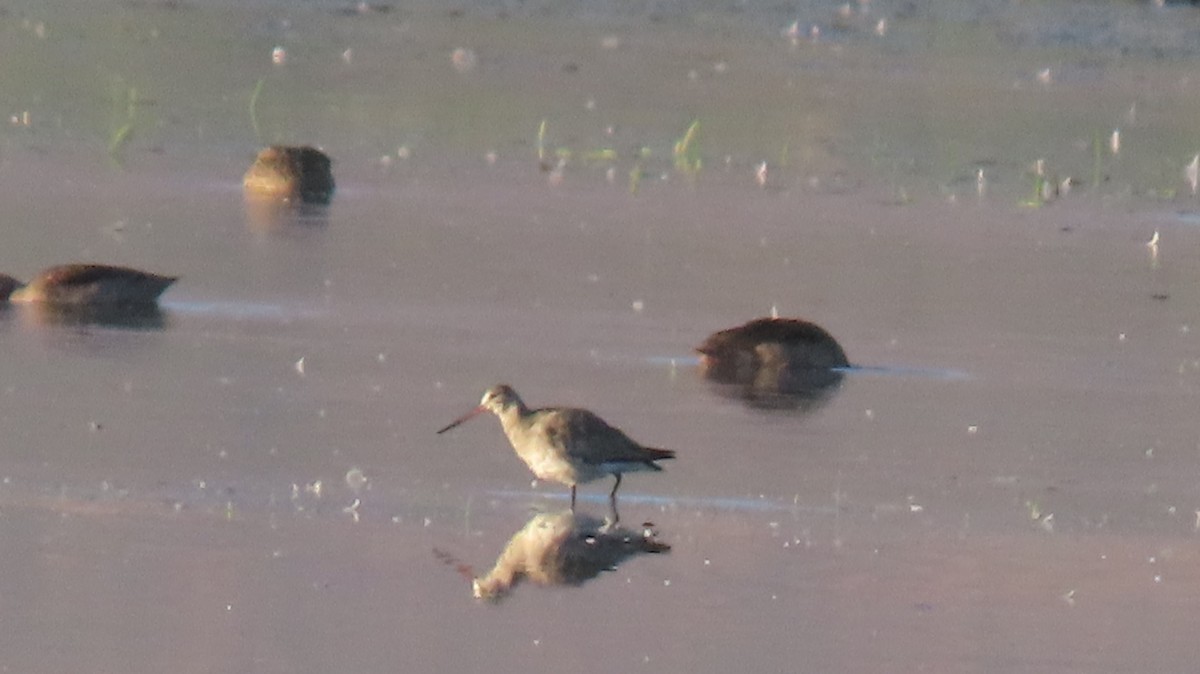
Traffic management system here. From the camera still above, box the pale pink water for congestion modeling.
[2,1,1200,672]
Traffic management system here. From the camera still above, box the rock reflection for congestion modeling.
[472,510,669,601]
[2,302,169,330]
[243,195,330,236]
[697,317,848,411]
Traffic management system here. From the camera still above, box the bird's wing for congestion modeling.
[541,408,650,465]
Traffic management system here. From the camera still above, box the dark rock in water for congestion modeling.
[696,317,848,411]
[4,264,176,306]
[243,146,335,205]
[0,274,20,301]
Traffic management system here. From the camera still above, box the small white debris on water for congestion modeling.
[1146,230,1159,249]
[305,480,323,498]
[784,20,802,44]
[770,304,779,319]
[1063,589,1076,606]
[1110,128,1120,154]
[345,467,368,491]
[875,18,887,36]
[976,169,986,197]
[1186,155,1199,195]
[341,48,353,64]
[344,499,361,523]
[423,517,432,527]
[1118,333,1126,342]
[755,161,768,187]
[1036,68,1052,85]
[547,157,566,185]
[663,579,671,587]
[632,299,644,313]
[864,409,874,420]
[967,425,978,434]
[451,47,477,73]
[600,35,621,49]
[295,357,305,375]
[271,46,287,65]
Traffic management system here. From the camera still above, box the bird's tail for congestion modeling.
[643,447,676,462]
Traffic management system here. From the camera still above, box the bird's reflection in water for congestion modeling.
[471,510,669,601]
[697,317,848,412]
[2,302,169,330]
[243,195,330,237]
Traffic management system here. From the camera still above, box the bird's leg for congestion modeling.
[606,474,622,526]
[570,485,577,511]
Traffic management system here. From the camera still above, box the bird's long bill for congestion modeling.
[436,405,486,434]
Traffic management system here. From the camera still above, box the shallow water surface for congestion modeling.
[2,1,1200,672]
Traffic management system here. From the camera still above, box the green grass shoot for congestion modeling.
[249,77,266,142]
[629,162,643,195]
[537,118,547,164]
[107,79,139,163]
[673,119,702,176]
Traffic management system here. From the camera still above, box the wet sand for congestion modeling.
[3,1,1200,672]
